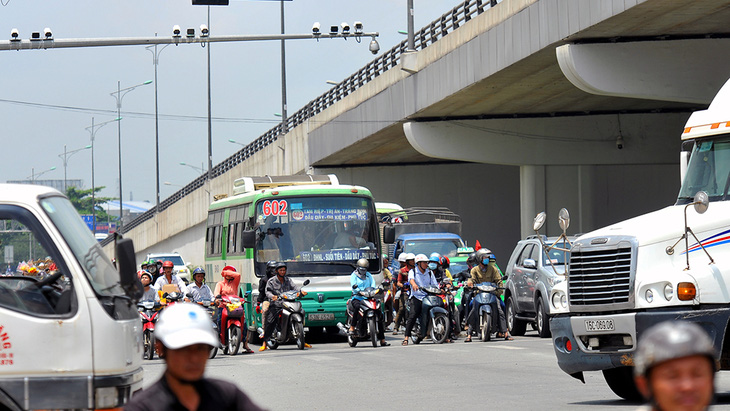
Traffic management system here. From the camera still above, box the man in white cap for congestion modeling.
[125,303,265,410]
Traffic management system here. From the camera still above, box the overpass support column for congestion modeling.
[520,165,545,239]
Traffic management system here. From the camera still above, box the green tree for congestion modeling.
[65,186,116,222]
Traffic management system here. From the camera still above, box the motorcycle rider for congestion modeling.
[348,258,390,346]
[257,261,278,338]
[124,303,265,411]
[465,249,512,342]
[260,262,309,351]
[634,321,716,411]
[393,253,415,335]
[146,259,160,283]
[429,252,453,283]
[188,267,213,303]
[213,266,253,354]
[402,254,438,346]
[139,271,159,302]
[154,260,189,302]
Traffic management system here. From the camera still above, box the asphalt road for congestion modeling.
[141,329,730,410]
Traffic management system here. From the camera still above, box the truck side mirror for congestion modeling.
[117,237,144,301]
[242,230,256,248]
[383,226,395,244]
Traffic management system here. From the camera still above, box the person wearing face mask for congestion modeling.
[428,252,452,283]
[348,258,390,346]
[260,262,309,351]
[465,249,512,342]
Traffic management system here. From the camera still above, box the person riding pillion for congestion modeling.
[260,262,309,351]
[402,253,438,346]
[349,258,390,347]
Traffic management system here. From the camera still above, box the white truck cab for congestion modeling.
[551,76,730,400]
[0,184,143,410]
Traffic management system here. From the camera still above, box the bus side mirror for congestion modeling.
[383,226,395,244]
[242,230,256,248]
[117,237,144,301]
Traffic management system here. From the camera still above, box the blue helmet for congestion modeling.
[429,252,441,263]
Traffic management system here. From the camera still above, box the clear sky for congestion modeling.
[0,0,449,203]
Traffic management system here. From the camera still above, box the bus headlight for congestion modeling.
[663,284,674,301]
[645,289,654,303]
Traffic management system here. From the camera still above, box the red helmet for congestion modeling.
[162,260,174,268]
[223,265,236,272]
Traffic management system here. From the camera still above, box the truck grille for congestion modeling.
[569,246,633,306]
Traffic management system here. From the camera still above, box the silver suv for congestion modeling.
[503,235,573,338]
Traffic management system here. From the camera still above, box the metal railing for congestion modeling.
[110,0,501,242]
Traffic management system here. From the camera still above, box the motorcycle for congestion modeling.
[196,299,219,359]
[339,283,386,348]
[216,294,246,355]
[381,278,394,329]
[137,300,161,360]
[466,282,502,341]
[408,285,451,344]
[266,279,310,350]
[442,279,462,339]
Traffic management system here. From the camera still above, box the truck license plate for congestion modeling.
[585,319,614,332]
[308,313,334,321]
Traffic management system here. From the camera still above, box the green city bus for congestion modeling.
[205,174,382,338]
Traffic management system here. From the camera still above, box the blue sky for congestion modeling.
[0,0,449,202]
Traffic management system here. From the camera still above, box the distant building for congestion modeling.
[100,200,154,227]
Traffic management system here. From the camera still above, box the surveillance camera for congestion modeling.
[340,22,350,34]
[200,24,209,37]
[369,38,380,55]
[43,27,52,39]
[10,28,19,40]
[30,32,40,41]
[330,25,338,35]
[616,135,624,150]
[354,21,363,35]
[172,25,181,37]
[186,28,195,38]
[312,22,321,35]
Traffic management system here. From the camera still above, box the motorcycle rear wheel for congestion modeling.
[481,312,492,342]
[410,322,422,344]
[369,317,378,347]
[295,321,305,350]
[228,326,241,355]
[430,313,450,344]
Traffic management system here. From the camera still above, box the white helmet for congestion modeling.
[155,303,218,349]
[405,253,416,261]
[414,254,429,263]
[397,253,407,263]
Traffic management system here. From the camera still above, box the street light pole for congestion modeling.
[207,6,213,183]
[110,80,152,231]
[57,144,91,193]
[27,166,56,183]
[86,116,120,235]
[280,0,288,135]
[147,38,170,215]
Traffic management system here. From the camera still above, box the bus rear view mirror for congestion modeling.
[242,230,256,248]
[117,237,144,301]
[383,226,395,244]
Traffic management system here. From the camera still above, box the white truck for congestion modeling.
[0,184,143,410]
[550,77,730,400]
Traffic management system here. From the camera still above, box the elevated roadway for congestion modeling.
[104,0,730,267]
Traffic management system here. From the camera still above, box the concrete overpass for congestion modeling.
[103,0,730,267]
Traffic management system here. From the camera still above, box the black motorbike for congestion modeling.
[466,282,502,341]
[340,283,386,348]
[408,286,451,344]
[266,279,310,350]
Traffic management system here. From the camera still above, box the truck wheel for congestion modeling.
[602,367,642,401]
[506,297,527,336]
[536,297,551,338]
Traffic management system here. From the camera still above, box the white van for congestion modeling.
[0,184,143,410]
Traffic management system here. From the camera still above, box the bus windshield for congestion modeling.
[678,136,730,203]
[254,195,379,270]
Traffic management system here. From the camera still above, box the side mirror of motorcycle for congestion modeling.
[186,292,194,299]
[303,279,311,286]
[352,284,358,289]
[162,292,169,299]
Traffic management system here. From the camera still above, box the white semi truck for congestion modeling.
[550,77,730,400]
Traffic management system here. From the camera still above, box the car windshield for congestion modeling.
[449,260,469,275]
[153,256,184,265]
[542,242,570,265]
[403,239,462,257]
[40,196,123,296]
[678,136,730,202]
[253,196,379,272]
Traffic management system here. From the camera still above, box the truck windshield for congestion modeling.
[40,196,123,296]
[254,195,379,274]
[404,239,463,257]
[678,136,730,203]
